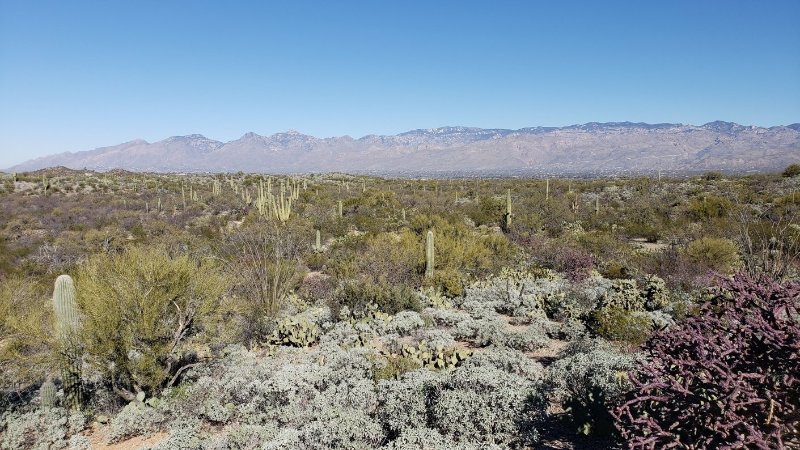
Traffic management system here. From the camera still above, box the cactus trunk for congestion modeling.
[425,230,434,278]
[504,189,512,229]
[53,274,83,410]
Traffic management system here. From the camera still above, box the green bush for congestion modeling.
[687,195,731,221]
[590,307,652,346]
[0,277,53,390]
[782,163,800,177]
[685,237,741,274]
[76,245,229,400]
[330,279,421,319]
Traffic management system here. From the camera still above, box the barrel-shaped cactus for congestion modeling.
[53,274,83,410]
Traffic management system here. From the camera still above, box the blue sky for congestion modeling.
[1,0,799,168]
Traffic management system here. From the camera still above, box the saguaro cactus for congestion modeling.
[314,229,322,252]
[425,230,434,278]
[545,179,550,201]
[338,200,343,218]
[40,377,57,408]
[504,189,512,229]
[53,274,83,410]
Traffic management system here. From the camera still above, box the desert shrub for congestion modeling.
[224,224,306,345]
[549,276,610,320]
[451,316,506,347]
[463,269,564,320]
[546,338,635,436]
[0,277,53,391]
[782,163,800,178]
[385,311,425,336]
[298,405,385,449]
[330,280,420,318]
[327,230,421,287]
[685,236,741,274]
[429,364,545,446]
[149,418,204,450]
[0,407,86,449]
[590,307,653,346]
[460,347,545,381]
[409,213,518,280]
[558,248,595,282]
[613,274,800,448]
[502,326,551,352]
[687,195,732,221]
[107,402,165,443]
[373,355,423,382]
[411,329,457,351]
[376,369,440,435]
[423,307,470,328]
[76,245,229,401]
[425,268,465,297]
[381,427,453,450]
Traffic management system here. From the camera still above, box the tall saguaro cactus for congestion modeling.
[504,189,512,229]
[314,229,322,252]
[545,179,550,201]
[53,274,83,410]
[425,230,435,278]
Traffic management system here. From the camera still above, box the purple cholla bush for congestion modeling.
[613,273,800,449]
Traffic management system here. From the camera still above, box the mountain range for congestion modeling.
[9,121,800,176]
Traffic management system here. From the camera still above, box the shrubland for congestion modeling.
[0,166,798,448]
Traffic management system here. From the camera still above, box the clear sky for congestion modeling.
[1,0,799,168]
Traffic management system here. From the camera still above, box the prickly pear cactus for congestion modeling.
[53,274,83,410]
[388,340,472,371]
[270,317,320,347]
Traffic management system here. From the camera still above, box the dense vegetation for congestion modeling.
[0,167,798,449]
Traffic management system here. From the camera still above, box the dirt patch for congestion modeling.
[84,424,167,450]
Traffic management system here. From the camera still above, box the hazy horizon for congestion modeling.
[1,0,799,168]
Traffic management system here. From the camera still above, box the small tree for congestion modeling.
[76,245,228,401]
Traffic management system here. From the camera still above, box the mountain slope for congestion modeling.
[9,122,800,174]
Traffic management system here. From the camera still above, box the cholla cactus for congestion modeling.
[641,274,668,310]
[53,274,83,410]
[600,279,643,311]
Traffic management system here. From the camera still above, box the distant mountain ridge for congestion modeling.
[9,121,800,175]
